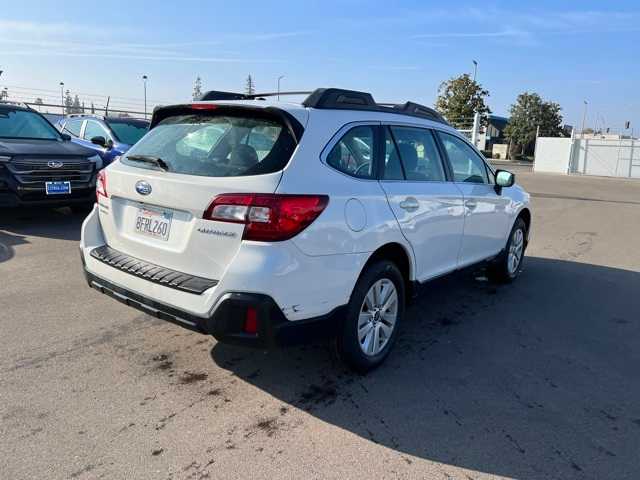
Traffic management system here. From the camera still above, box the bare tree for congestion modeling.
[245,75,255,95]
[193,76,203,100]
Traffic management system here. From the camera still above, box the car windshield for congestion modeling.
[106,118,150,145]
[0,107,61,140]
[122,112,295,177]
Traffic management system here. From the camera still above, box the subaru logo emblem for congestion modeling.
[135,180,152,196]
[47,161,63,168]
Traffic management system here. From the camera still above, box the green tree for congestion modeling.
[193,76,203,100]
[504,92,564,155]
[435,73,491,128]
[245,74,255,95]
[72,95,82,114]
[64,90,74,114]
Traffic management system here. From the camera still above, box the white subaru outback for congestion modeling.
[80,88,530,372]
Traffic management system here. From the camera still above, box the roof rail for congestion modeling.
[302,88,449,124]
[198,88,449,125]
[66,113,104,119]
[392,102,447,124]
[302,88,376,109]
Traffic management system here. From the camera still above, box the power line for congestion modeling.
[0,84,177,105]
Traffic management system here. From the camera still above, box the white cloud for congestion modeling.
[0,19,307,63]
[0,50,282,64]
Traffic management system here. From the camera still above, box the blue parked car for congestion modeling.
[57,115,149,166]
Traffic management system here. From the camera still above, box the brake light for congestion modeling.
[96,170,108,200]
[203,193,329,242]
[190,103,218,110]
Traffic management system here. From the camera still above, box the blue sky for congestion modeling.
[1,0,639,131]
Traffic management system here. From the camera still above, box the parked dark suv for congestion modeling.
[0,102,102,210]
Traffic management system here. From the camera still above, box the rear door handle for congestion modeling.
[465,199,477,210]
[399,197,419,212]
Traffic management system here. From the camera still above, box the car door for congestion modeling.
[435,130,511,267]
[379,125,465,281]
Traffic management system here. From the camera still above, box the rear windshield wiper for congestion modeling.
[126,154,169,171]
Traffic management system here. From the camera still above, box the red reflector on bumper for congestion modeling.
[244,307,258,334]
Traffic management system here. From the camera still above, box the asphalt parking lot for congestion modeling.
[1,170,639,480]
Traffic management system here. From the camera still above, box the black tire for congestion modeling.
[488,217,527,283]
[336,260,405,373]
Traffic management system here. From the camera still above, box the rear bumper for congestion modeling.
[0,190,95,207]
[84,269,344,348]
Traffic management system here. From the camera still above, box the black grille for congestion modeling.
[90,245,218,295]
[7,157,94,187]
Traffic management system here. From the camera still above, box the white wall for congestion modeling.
[572,138,639,178]
[534,137,640,178]
[534,137,573,174]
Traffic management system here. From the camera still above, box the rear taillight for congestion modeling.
[96,170,108,201]
[203,193,329,242]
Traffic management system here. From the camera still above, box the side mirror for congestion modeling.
[495,169,515,188]
[91,136,107,147]
[61,133,71,141]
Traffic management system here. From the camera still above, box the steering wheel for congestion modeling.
[355,162,371,177]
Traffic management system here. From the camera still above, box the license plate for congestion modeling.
[45,181,71,195]
[134,206,173,241]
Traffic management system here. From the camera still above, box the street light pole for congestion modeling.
[142,75,148,119]
[277,75,285,100]
[581,100,588,138]
[60,82,65,114]
[472,60,478,82]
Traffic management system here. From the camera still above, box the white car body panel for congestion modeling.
[80,97,531,330]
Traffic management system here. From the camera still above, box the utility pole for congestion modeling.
[142,75,148,119]
[472,60,478,82]
[277,75,285,100]
[60,82,65,114]
[581,100,588,138]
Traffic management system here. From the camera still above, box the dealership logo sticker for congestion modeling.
[47,161,63,168]
[135,180,152,196]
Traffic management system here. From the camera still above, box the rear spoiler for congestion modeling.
[149,103,305,144]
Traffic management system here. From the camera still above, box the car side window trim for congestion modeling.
[320,121,381,182]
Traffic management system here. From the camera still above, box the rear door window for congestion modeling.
[326,125,375,179]
[387,126,446,182]
[122,112,296,177]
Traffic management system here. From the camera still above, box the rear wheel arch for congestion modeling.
[359,243,413,300]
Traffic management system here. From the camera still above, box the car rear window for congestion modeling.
[121,112,296,177]
[106,119,149,145]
